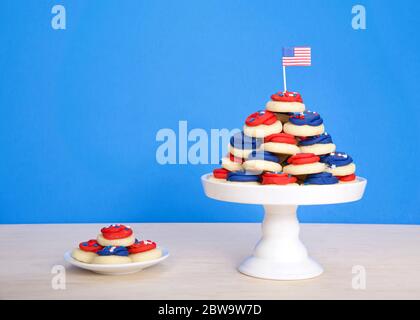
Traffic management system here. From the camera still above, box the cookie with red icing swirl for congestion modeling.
[79,239,103,253]
[97,224,136,247]
[101,224,133,240]
[287,153,320,165]
[129,240,162,263]
[128,240,157,254]
[338,173,356,183]
[212,168,230,180]
[283,153,326,175]
[266,91,305,113]
[71,239,104,264]
[262,133,300,155]
[261,172,298,185]
[243,110,282,138]
[271,91,303,103]
[220,153,243,172]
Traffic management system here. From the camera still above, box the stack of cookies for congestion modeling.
[71,224,162,264]
[212,91,356,185]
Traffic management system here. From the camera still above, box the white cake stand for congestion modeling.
[201,174,367,280]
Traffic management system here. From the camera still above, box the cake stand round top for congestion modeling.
[201,174,367,205]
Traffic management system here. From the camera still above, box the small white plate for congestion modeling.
[64,248,169,275]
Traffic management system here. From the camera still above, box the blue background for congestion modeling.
[1,0,419,224]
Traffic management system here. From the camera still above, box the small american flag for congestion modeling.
[282,46,311,66]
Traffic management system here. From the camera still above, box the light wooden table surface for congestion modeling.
[1,223,419,300]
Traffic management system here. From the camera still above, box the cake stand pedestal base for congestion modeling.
[201,174,367,281]
[238,205,322,280]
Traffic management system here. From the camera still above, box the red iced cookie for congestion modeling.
[101,224,133,240]
[271,91,303,103]
[79,240,103,253]
[245,110,277,127]
[338,173,356,182]
[261,172,297,185]
[213,168,229,179]
[229,153,244,164]
[128,240,157,254]
[287,153,320,165]
[264,133,297,145]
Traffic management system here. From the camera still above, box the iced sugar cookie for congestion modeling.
[321,152,356,176]
[71,240,103,263]
[299,132,336,155]
[243,151,282,172]
[92,246,131,264]
[71,249,97,264]
[338,173,357,183]
[220,153,243,172]
[227,171,261,185]
[97,224,136,247]
[283,111,325,137]
[129,240,162,262]
[211,168,229,182]
[261,172,298,185]
[262,133,300,155]
[243,110,282,138]
[228,131,262,159]
[266,91,305,113]
[304,172,339,185]
[283,153,326,175]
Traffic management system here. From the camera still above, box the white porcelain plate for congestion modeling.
[64,248,169,275]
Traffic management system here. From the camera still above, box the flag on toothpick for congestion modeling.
[282,46,311,66]
[281,46,311,92]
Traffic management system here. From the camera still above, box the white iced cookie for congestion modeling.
[242,151,282,172]
[130,248,162,263]
[282,153,326,175]
[71,248,97,264]
[220,155,243,172]
[92,246,131,264]
[97,233,136,247]
[283,111,325,137]
[262,133,300,155]
[243,110,282,138]
[266,91,305,113]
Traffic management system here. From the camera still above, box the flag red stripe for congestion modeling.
[283,46,311,66]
